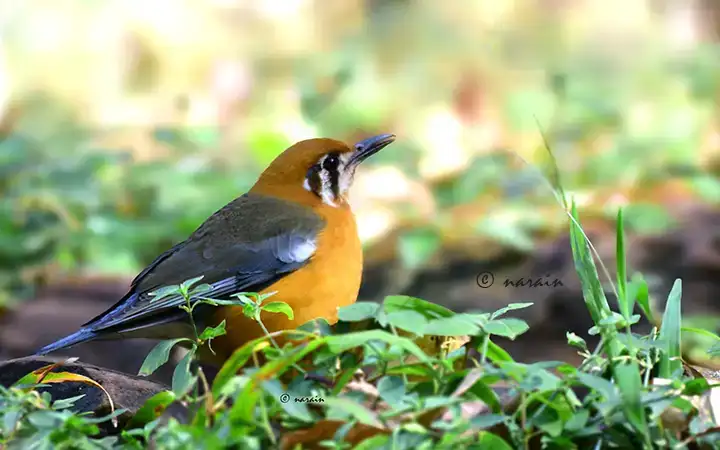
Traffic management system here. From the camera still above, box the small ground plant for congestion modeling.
[3,146,720,449]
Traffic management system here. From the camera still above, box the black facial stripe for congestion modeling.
[328,165,340,198]
[323,152,341,199]
[306,152,343,201]
[306,166,323,196]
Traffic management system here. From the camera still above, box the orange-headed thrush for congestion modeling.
[35,134,396,364]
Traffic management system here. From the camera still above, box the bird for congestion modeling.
[34,133,396,365]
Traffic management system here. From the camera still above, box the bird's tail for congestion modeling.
[34,329,97,356]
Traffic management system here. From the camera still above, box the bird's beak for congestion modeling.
[347,133,396,167]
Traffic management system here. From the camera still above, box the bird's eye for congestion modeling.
[322,153,340,170]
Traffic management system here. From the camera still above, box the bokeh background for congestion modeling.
[1,0,720,383]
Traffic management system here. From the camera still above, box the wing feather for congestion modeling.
[82,193,324,334]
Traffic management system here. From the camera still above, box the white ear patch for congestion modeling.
[317,164,337,207]
[337,152,355,198]
[303,178,311,192]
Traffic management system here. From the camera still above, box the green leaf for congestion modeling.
[230,293,255,304]
[576,372,617,401]
[261,379,313,422]
[598,312,625,328]
[629,273,652,323]
[485,339,515,363]
[261,301,294,320]
[683,378,711,396]
[180,275,205,297]
[467,414,507,430]
[464,374,503,414]
[708,342,720,357]
[138,338,192,376]
[476,430,515,450]
[354,436,390,449]
[566,332,588,351]
[3,408,21,434]
[253,338,327,381]
[83,408,128,425]
[490,302,534,320]
[482,318,529,339]
[377,376,406,408]
[126,391,176,429]
[324,397,382,428]
[212,336,270,397]
[326,330,430,364]
[229,378,261,425]
[296,317,333,336]
[534,409,563,437]
[149,285,181,302]
[682,326,720,341]
[199,298,248,307]
[423,315,480,336]
[658,279,683,378]
[27,410,60,429]
[564,409,590,432]
[256,291,278,305]
[383,295,455,320]
[616,207,631,319]
[499,362,563,391]
[242,302,259,319]
[172,348,197,396]
[384,310,428,334]
[51,394,86,409]
[199,320,227,340]
[614,361,648,437]
[337,302,380,322]
[568,200,620,358]
[191,283,213,295]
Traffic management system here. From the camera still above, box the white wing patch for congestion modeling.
[289,238,317,262]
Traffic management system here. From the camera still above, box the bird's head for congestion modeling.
[251,134,396,208]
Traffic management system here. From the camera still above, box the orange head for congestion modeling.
[250,134,395,208]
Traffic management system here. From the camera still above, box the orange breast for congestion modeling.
[208,204,362,363]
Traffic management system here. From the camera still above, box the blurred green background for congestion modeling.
[1,0,720,353]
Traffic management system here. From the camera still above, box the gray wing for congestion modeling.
[83,193,325,333]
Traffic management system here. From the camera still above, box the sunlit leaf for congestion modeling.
[261,301,294,320]
[138,338,192,377]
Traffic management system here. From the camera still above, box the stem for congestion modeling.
[389,325,409,386]
[183,292,199,340]
[252,352,277,446]
[256,317,280,350]
[197,367,214,426]
[480,334,490,365]
[256,315,307,375]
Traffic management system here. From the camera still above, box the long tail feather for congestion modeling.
[34,329,97,356]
